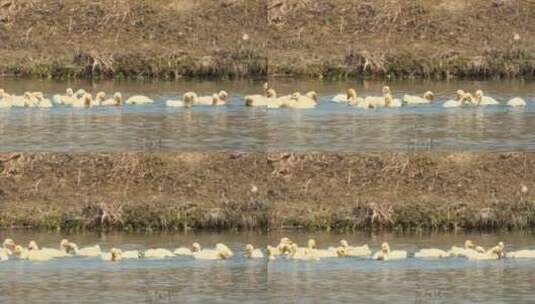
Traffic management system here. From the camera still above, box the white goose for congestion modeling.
[244,244,264,259]
[474,90,499,106]
[167,92,198,107]
[53,88,76,105]
[339,240,372,257]
[197,90,229,105]
[448,240,485,257]
[0,89,12,108]
[101,248,123,262]
[102,92,122,106]
[125,95,153,105]
[414,248,449,258]
[281,92,317,109]
[192,243,234,260]
[0,249,8,261]
[373,242,407,261]
[245,88,281,108]
[10,92,35,107]
[346,89,371,109]
[72,93,95,108]
[32,92,53,108]
[506,249,535,259]
[2,238,16,255]
[27,240,70,258]
[507,97,526,107]
[403,91,434,104]
[443,90,467,108]
[143,248,175,259]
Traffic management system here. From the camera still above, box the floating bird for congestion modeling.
[403,91,434,104]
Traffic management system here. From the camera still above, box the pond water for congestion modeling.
[0,79,535,152]
[0,231,534,303]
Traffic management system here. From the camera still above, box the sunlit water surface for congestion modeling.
[0,231,534,303]
[1,79,535,152]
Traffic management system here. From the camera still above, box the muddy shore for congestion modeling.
[1,0,534,80]
[1,152,533,232]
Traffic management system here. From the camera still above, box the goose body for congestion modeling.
[143,248,175,259]
[0,90,12,108]
[196,91,229,106]
[101,248,123,262]
[174,247,193,256]
[122,250,142,259]
[53,89,76,105]
[167,92,198,108]
[403,91,434,105]
[507,97,526,107]
[76,245,102,257]
[125,95,153,105]
[192,243,233,260]
[414,248,449,258]
[0,249,8,261]
[11,93,34,107]
[72,93,96,108]
[373,242,407,261]
[474,90,499,106]
[281,92,317,109]
[244,244,264,259]
[506,249,535,259]
[33,93,53,108]
[332,93,350,103]
[28,241,71,258]
[102,93,122,106]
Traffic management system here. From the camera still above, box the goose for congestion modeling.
[0,89,12,108]
[507,97,526,107]
[94,92,106,105]
[26,242,55,261]
[244,244,264,259]
[339,240,372,257]
[403,91,434,104]
[192,243,234,260]
[102,92,122,106]
[11,92,35,107]
[443,90,468,108]
[244,89,281,108]
[75,89,87,99]
[0,249,8,261]
[448,240,484,257]
[414,248,449,258]
[332,89,352,103]
[3,238,16,255]
[506,249,535,259]
[474,90,499,106]
[365,86,401,108]
[101,248,123,262]
[287,243,319,261]
[75,245,102,257]
[32,92,53,108]
[53,88,76,105]
[266,245,282,260]
[167,92,198,107]
[174,242,201,256]
[276,237,294,255]
[122,250,143,259]
[346,89,372,109]
[60,239,81,255]
[28,241,70,258]
[281,92,317,109]
[143,248,175,259]
[197,90,229,105]
[72,93,95,108]
[125,95,153,105]
[244,82,270,103]
[465,242,503,261]
[13,245,29,260]
[306,239,343,258]
[373,242,407,261]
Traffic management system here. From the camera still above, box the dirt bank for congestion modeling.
[0,0,268,79]
[1,0,534,80]
[1,152,534,232]
[267,0,535,79]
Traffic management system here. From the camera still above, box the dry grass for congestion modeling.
[1,152,534,232]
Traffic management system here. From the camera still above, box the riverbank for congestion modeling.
[1,152,533,232]
[1,1,534,80]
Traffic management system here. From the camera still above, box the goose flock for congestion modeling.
[0,84,528,110]
[2,237,534,263]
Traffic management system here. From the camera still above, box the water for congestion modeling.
[1,79,535,152]
[1,231,534,303]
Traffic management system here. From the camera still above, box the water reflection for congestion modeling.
[0,79,535,152]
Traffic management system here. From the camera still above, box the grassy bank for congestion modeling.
[1,1,534,80]
[1,153,534,232]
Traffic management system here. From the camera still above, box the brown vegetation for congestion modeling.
[1,152,534,232]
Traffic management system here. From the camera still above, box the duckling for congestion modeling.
[28,241,67,259]
[13,245,29,260]
[32,92,53,108]
[3,238,16,255]
[287,243,319,261]
[125,95,153,105]
[101,248,123,262]
[75,89,87,99]
[332,89,353,103]
[244,89,281,108]
[244,244,264,259]
[507,97,526,107]
[53,88,76,105]
[345,89,371,109]
[474,90,499,106]
[102,92,122,106]
[366,86,400,108]
[0,89,12,108]
[94,92,106,105]
[72,93,94,108]
[11,92,35,107]
[60,239,79,255]
[76,245,102,257]
[281,92,317,109]
[403,91,434,105]
[197,90,229,105]
[443,90,467,108]
[339,240,372,257]
[192,243,233,260]
[167,92,198,107]
[306,239,340,258]
[266,245,282,260]
[176,242,201,256]
[448,240,483,257]
[373,242,407,261]
[414,248,449,259]
[143,248,175,259]
[506,249,535,259]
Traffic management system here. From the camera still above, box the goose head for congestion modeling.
[456,90,466,102]
[336,246,347,257]
[0,89,6,98]
[382,86,391,95]
[60,239,77,253]
[13,245,24,257]
[346,89,357,101]
[96,92,106,102]
[464,240,475,249]
[75,89,87,98]
[28,241,39,251]
[3,239,15,251]
[462,93,474,104]
[266,89,277,98]
[474,90,483,103]
[291,92,301,101]
[340,240,349,249]
[308,239,316,249]
[113,92,122,105]
[183,92,198,107]
[216,243,233,259]
[424,91,434,102]
[66,88,74,97]
[83,93,93,107]
[212,93,222,105]
[263,83,269,95]
[218,90,229,101]
[305,91,318,102]
[381,242,391,254]
[191,242,201,253]
[244,244,254,257]
[110,248,123,261]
